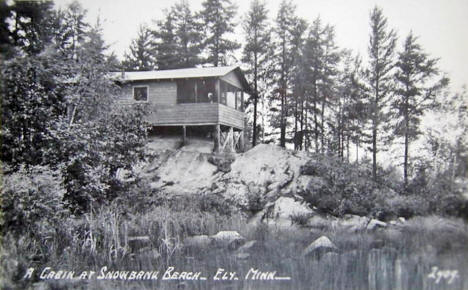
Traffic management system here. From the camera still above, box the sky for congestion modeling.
[54,0,468,92]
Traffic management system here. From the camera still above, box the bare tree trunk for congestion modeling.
[252,52,258,147]
[321,98,325,154]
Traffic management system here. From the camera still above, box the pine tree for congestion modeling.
[151,1,203,69]
[289,17,308,150]
[302,17,324,151]
[122,25,155,71]
[273,0,297,147]
[302,18,340,153]
[365,6,397,179]
[242,0,271,146]
[200,0,240,66]
[64,1,88,59]
[393,32,449,186]
[317,24,340,154]
[171,0,203,67]
[332,50,367,161]
[152,10,179,70]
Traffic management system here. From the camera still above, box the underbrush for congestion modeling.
[2,192,468,290]
[298,155,468,220]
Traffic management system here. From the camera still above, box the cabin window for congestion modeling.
[235,91,243,111]
[220,80,243,111]
[220,81,227,105]
[177,80,196,103]
[133,86,148,102]
[177,78,217,103]
[197,79,217,103]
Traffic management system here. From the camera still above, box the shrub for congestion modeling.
[437,194,468,218]
[1,165,68,237]
[384,194,430,218]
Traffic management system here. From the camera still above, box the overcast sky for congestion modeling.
[55,0,468,92]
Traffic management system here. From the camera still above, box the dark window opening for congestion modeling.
[177,78,218,103]
[133,86,148,101]
[177,80,196,103]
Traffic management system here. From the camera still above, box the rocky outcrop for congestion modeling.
[208,155,235,173]
[211,231,245,250]
[302,236,338,257]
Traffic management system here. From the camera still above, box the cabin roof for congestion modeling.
[110,66,251,92]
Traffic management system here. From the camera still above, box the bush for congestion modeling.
[1,165,68,237]
[437,194,468,218]
[299,154,384,217]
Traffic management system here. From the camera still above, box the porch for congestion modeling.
[147,103,245,153]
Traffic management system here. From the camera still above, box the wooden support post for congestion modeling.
[214,124,221,153]
[182,125,187,145]
[229,127,234,153]
[239,130,244,152]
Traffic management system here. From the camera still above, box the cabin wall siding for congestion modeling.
[145,103,244,130]
[148,103,219,125]
[219,104,244,128]
[120,81,177,105]
[220,71,242,88]
[119,79,245,130]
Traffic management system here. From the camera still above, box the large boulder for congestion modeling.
[260,197,314,230]
[267,197,313,219]
[333,214,370,232]
[211,231,246,250]
[227,144,308,195]
[302,236,338,257]
[146,150,218,193]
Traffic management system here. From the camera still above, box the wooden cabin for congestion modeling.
[111,66,251,153]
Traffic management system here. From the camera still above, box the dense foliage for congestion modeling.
[1,0,149,216]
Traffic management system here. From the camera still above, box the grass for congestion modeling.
[2,193,468,290]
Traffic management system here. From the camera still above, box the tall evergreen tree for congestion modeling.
[242,0,271,146]
[152,10,179,70]
[393,32,449,186]
[365,6,397,179]
[302,18,339,153]
[302,17,324,151]
[152,1,203,69]
[289,17,308,150]
[171,0,203,67]
[332,50,367,161]
[122,25,155,71]
[273,0,297,147]
[317,24,340,154]
[64,1,88,60]
[200,0,239,66]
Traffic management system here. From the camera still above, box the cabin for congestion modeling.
[111,66,251,153]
